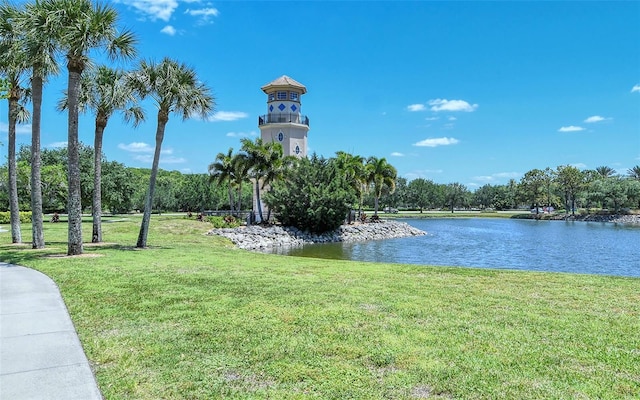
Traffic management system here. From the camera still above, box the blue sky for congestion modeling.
[2,0,639,188]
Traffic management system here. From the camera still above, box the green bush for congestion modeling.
[265,154,357,233]
[205,215,242,228]
[0,211,32,224]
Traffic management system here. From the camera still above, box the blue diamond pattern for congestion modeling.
[290,104,297,112]
[278,103,286,111]
[269,105,274,112]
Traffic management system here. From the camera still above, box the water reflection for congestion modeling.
[268,219,640,277]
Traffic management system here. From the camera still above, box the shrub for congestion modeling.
[206,215,242,228]
[265,154,357,233]
[0,211,32,224]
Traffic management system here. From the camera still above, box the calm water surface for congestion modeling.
[272,219,640,277]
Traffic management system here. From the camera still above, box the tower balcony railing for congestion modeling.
[258,113,309,126]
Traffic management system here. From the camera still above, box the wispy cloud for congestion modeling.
[185,7,219,23]
[428,99,478,112]
[413,137,460,147]
[404,169,444,181]
[631,84,640,93]
[160,25,177,36]
[208,111,248,122]
[425,116,439,121]
[118,142,173,154]
[390,152,404,157]
[407,104,426,112]
[558,126,585,132]
[134,154,186,164]
[570,163,587,169]
[226,131,257,138]
[48,141,68,148]
[117,0,179,21]
[473,172,521,182]
[584,115,608,123]
[0,122,31,134]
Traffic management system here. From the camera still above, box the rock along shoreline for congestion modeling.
[207,220,427,250]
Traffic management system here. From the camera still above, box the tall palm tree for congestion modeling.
[58,66,144,242]
[240,138,290,223]
[209,147,236,214]
[365,156,397,216]
[335,151,366,216]
[595,166,616,179]
[231,152,250,217]
[627,165,640,181]
[0,1,29,244]
[129,58,214,248]
[16,0,61,249]
[42,0,136,255]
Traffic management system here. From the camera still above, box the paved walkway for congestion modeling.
[0,262,102,399]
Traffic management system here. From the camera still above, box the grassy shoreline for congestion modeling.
[1,216,639,399]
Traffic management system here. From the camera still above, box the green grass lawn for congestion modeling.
[1,216,639,399]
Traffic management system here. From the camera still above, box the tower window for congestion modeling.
[278,132,284,142]
[295,145,300,155]
[277,91,287,100]
[268,93,275,101]
[289,92,298,101]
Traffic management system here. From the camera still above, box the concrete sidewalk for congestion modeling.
[0,262,102,400]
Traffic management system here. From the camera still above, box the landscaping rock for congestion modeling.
[208,220,427,250]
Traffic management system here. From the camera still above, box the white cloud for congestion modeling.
[119,142,173,154]
[404,169,444,181]
[473,172,521,182]
[48,141,68,148]
[118,0,179,21]
[407,104,426,112]
[185,7,219,23]
[226,131,257,138]
[134,154,186,164]
[390,152,404,157]
[0,122,31,134]
[425,116,439,121]
[428,99,478,112]
[448,116,457,121]
[631,84,640,93]
[413,137,460,147]
[161,25,177,36]
[558,126,585,132]
[584,115,607,123]
[208,111,248,122]
[570,163,587,169]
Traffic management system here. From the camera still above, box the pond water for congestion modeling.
[271,218,640,277]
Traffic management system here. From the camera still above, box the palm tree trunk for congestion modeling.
[228,183,234,216]
[237,182,242,217]
[92,122,105,243]
[137,115,167,248]
[66,67,83,255]
[31,75,45,249]
[7,89,21,244]
[255,179,264,222]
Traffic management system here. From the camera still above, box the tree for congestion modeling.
[0,2,30,243]
[58,65,144,242]
[627,165,640,181]
[129,58,214,248]
[265,154,356,233]
[209,148,236,214]
[240,137,291,223]
[365,156,397,216]
[595,166,616,179]
[407,178,437,212]
[231,152,250,216]
[445,182,469,213]
[519,169,546,214]
[42,0,136,254]
[335,151,366,215]
[554,165,584,215]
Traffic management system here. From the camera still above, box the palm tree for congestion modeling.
[129,58,214,248]
[58,66,144,242]
[335,151,366,219]
[42,0,136,255]
[595,166,616,179]
[627,165,640,181]
[365,156,397,216]
[231,152,250,217]
[16,0,61,249]
[209,148,236,215]
[240,138,290,223]
[0,2,29,244]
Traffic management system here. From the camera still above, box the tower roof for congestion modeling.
[261,75,307,94]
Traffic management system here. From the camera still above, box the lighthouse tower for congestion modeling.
[258,75,309,158]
